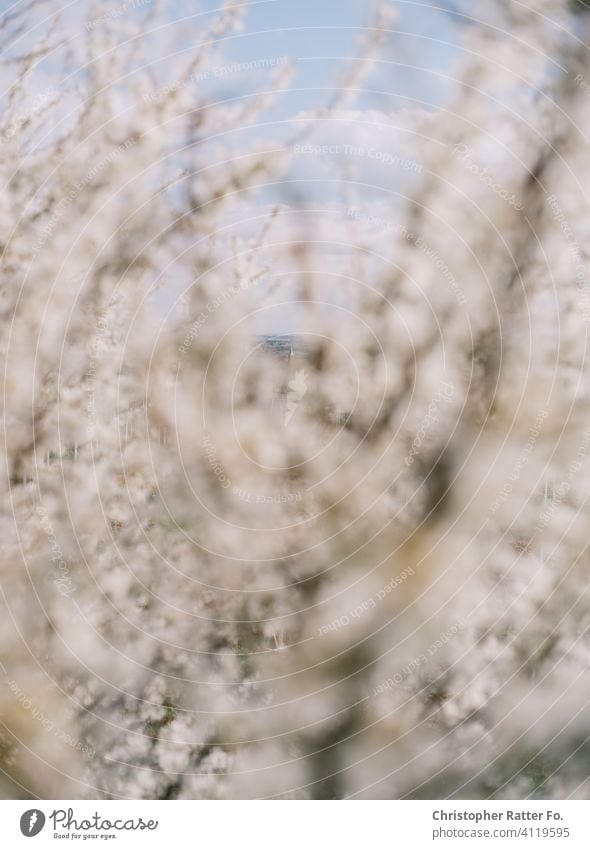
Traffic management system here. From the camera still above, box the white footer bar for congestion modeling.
[1,800,588,847]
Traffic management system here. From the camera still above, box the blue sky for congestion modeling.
[0,0,464,338]
[0,1,461,119]
[145,1,464,334]
[202,0,461,114]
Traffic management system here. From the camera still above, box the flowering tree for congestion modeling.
[2,0,590,800]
